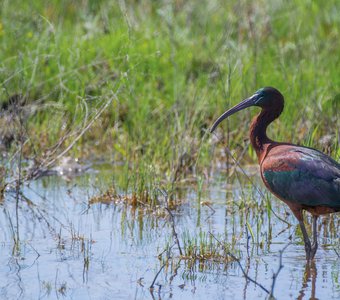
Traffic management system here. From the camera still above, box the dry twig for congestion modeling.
[158,188,183,256]
[269,243,291,298]
[209,231,270,295]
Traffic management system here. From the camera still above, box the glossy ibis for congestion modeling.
[210,87,340,260]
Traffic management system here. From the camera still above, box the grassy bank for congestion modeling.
[1,0,339,199]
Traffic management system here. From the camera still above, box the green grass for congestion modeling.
[1,0,339,201]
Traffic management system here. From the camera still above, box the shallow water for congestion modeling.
[0,164,339,300]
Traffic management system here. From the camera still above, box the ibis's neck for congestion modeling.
[250,109,279,162]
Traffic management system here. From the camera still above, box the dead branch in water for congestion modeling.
[210,231,290,300]
[209,232,270,295]
[158,188,183,256]
[269,243,291,298]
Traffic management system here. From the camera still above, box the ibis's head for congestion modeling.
[210,87,284,133]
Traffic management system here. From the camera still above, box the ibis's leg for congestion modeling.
[298,220,312,260]
[311,216,318,259]
[290,208,312,260]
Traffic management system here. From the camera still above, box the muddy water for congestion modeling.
[0,165,339,299]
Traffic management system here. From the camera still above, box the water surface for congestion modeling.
[0,164,339,299]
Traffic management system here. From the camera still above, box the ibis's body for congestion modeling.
[261,144,340,215]
[211,87,340,260]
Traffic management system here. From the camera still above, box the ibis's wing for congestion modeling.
[261,145,340,207]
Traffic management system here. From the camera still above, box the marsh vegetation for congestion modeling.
[0,0,339,299]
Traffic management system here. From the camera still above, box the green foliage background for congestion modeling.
[0,0,339,194]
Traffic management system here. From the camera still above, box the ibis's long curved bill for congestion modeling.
[210,95,257,133]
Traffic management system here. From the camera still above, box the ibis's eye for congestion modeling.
[254,96,264,105]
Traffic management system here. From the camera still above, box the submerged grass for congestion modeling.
[182,230,237,264]
[0,0,339,203]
